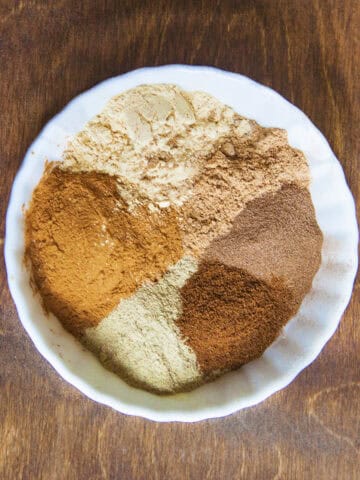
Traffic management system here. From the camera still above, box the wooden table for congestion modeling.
[1,1,359,478]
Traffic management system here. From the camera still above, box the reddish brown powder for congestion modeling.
[177,261,295,375]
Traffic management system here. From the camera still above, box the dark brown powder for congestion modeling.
[25,164,183,336]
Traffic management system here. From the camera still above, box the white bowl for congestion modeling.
[5,65,358,422]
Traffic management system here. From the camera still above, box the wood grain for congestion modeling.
[0,1,359,479]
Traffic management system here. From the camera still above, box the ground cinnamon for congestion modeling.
[25,164,183,336]
[177,261,294,375]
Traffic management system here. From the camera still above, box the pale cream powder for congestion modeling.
[63,84,248,208]
[83,256,201,393]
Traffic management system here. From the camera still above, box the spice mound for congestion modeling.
[25,84,323,394]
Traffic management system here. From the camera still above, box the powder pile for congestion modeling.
[24,84,323,394]
[206,183,322,302]
[177,261,295,375]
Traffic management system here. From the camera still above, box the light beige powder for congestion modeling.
[63,84,245,208]
[83,256,201,393]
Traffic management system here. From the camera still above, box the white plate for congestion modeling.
[5,65,358,422]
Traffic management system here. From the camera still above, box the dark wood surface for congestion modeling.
[1,1,359,479]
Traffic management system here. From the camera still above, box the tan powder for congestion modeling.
[24,165,183,336]
[179,125,309,256]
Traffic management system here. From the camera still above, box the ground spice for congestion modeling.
[83,256,201,394]
[25,164,183,336]
[63,84,241,209]
[206,183,323,304]
[177,261,295,375]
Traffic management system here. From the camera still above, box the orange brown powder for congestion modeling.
[24,164,183,336]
